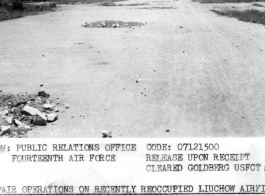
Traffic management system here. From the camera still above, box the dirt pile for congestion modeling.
[116,3,149,6]
[0,88,64,138]
[137,7,177,9]
[82,20,145,28]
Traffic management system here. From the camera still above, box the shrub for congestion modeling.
[193,0,265,3]
[12,1,24,10]
[0,1,9,7]
[101,1,116,6]
[253,3,265,6]
[212,9,265,25]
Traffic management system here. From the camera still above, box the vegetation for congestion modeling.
[193,0,265,3]
[0,0,57,21]
[51,0,124,5]
[12,1,24,10]
[100,1,116,6]
[0,0,124,22]
[212,9,265,25]
[252,3,265,6]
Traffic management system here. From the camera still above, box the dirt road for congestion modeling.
[0,0,265,137]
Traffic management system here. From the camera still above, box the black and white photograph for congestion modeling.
[0,0,265,138]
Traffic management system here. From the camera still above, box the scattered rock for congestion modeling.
[112,23,118,28]
[166,129,170,132]
[1,110,8,116]
[0,117,8,126]
[33,112,47,126]
[65,104,70,109]
[22,125,31,130]
[102,130,112,138]
[38,91,50,98]
[4,116,14,125]
[17,122,31,130]
[14,119,23,126]
[46,113,58,122]
[43,103,53,111]
[22,105,39,116]
[0,90,60,137]
[0,125,11,136]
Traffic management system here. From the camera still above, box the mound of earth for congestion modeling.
[82,20,145,28]
[137,7,177,9]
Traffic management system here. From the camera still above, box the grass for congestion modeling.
[0,1,56,21]
[100,1,116,6]
[0,7,22,20]
[252,2,265,6]
[212,9,265,25]
[51,0,125,5]
[193,0,265,3]
[0,0,125,22]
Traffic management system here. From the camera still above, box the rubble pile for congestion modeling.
[116,3,149,6]
[137,7,177,9]
[0,89,61,138]
[82,20,145,28]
